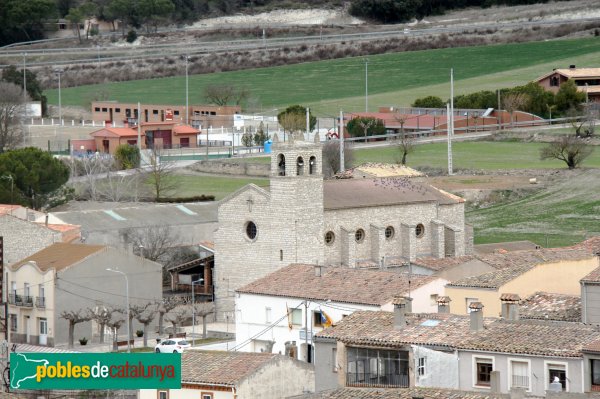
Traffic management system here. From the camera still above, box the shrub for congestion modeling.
[114,144,140,170]
[126,30,138,43]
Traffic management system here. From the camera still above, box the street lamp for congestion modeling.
[22,53,27,104]
[54,68,64,127]
[184,55,190,125]
[364,58,369,113]
[191,277,204,345]
[106,268,130,353]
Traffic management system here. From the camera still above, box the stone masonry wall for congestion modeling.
[0,215,61,264]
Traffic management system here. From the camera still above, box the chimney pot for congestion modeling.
[393,296,413,329]
[469,302,484,331]
[500,293,520,321]
[569,64,576,69]
[437,296,451,314]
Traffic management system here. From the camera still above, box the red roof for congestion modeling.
[173,125,200,135]
[90,127,138,138]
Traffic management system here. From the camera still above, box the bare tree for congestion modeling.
[502,92,529,127]
[204,84,249,106]
[106,314,126,351]
[394,112,414,166]
[122,225,179,263]
[540,135,594,169]
[0,82,26,152]
[131,302,155,347]
[144,148,180,201]
[192,302,215,338]
[358,118,376,141]
[165,306,189,335]
[158,297,180,335]
[568,106,596,137]
[61,310,91,348]
[88,305,121,344]
[322,140,354,178]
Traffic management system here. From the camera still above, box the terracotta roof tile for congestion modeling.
[582,266,600,283]
[519,292,581,322]
[10,243,105,272]
[316,310,600,357]
[236,264,436,306]
[172,125,200,135]
[570,236,600,256]
[181,351,277,386]
[292,387,509,399]
[447,248,594,289]
[411,255,476,271]
[500,293,520,302]
[323,178,463,210]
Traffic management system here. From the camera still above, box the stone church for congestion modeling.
[214,139,472,319]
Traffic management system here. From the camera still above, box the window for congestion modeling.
[591,359,600,387]
[24,283,30,297]
[510,359,530,390]
[346,347,409,387]
[355,229,365,243]
[265,307,271,324]
[280,250,283,261]
[102,107,108,112]
[9,314,16,332]
[174,110,180,116]
[153,110,159,115]
[309,156,317,175]
[550,76,559,87]
[332,348,338,372]
[115,108,121,113]
[180,137,190,148]
[291,308,302,325]
[325,231,335,245]
[313,311,324,327]
[297,157,304,176]
[201,394,213,399]
[415,223,425,238]
[417,357,426,377]
[466,297,479,313]
[430,294,439,306]
[94,107,100,112]
[245,221,257,241]
[385,226,395,239]
[547,362,567,391]
[474,357,494,387]
[157,391,168,399]
[277,154,286,176]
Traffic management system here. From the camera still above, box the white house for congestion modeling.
[234,263,447,362]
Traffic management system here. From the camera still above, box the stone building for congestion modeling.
[214,139,472,320]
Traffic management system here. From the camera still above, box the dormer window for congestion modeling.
[309,156,316,175]
[277,154,286,176]
[297,157,304,176]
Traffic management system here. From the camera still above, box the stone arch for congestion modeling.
[296,156,304,176]
[309,156,317,175]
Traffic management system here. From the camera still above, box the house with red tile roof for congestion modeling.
[234,264,447,361]
[314,299,600,396]
[536,66,600,103]
[139,350,314,399]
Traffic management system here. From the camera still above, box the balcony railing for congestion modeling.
[346,373,409,388]
[36,297,46,308]
[9,294,33,307]
[511,375,529,389]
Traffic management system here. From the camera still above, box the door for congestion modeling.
[39,318,48,345]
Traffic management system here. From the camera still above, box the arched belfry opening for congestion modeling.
[277,154,286,176]
[297,156,304,176]
[309,156,317,175]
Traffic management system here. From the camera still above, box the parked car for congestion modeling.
[154,338,191,353]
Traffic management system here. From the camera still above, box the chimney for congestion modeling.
[569,64,576,69]
[44,214,49,226]
[500,293,520,321]
[469,302,484,331]
[314,265,322,277]
[393,296,413,329]
[437,296,451,313]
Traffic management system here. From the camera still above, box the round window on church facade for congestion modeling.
[355,228,365,243]
[416,223,425,238]
[385,226,395,239]
[245,221,258,241]
[325,231,335,245]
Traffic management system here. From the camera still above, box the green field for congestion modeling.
[47,37,600,115]
[169,174,268,200]
[353,141,600,170]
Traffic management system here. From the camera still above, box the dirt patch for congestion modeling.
[426,174,536,191]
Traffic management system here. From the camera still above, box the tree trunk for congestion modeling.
[202,315,207,339]
[99,322,105,344]
[143,323,148,347]
[68,322,75,349]
[158,312,164,335]
[401,152,407,165]
[171,322,177,334]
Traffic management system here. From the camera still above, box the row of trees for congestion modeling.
[412,80,586,119]
[61,299,215,349]
[349,0,565,24]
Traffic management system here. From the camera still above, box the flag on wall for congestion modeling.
[321,309,333,328]
[286,303,293,331]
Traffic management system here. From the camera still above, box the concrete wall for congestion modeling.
[53,247,163,345]
[189,160,270,177]
[0,215,61,265]
[436,259,495,283]
[314,338,339,392]
[237,356,314,398]
[582,282,600,324]
[380,278,448,313]
[7,263,55,346]
[458,350,583,396]
[412,345,458,389]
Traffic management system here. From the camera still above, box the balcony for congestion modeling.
[35,297,46,308]
[9,294,33,307]
[346,372,409,388]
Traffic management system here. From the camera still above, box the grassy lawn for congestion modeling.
[167,174,268,200]
[353,141,600,170]
[47,37,600,114]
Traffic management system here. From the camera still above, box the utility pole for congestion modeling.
[137,102,142,150]
[339,110,345,173]
[448,68,454,176]
[185,55,189,125]
[306,107,310,138]
[364,58,369,113]
[304,300,309,362]
[22,53,26,104]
